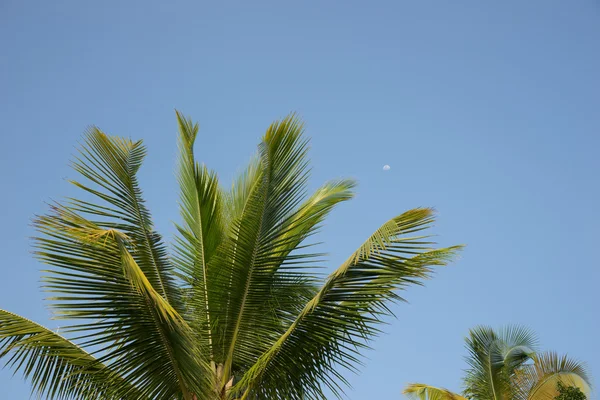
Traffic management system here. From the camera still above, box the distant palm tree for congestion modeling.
[0,113,461,399]
[403,326,591,400]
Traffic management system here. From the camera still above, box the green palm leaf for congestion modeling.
[233,208,462,399]
[173,111,226,362]
[0,309,141,399]
[69,128,180,308]
[215,115,314,381]
[464,325,537,400]
[33,133,210,399]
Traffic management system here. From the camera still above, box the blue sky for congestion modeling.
[1,1,599,398]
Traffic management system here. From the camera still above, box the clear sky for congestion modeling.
[1,1,599,398]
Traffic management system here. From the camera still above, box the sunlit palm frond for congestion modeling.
[233,208,463,399]
[404,383,467,400]
[405,328,590,400]
[68,128,180,308]
[33,133,210,399]
[513,352,591,400]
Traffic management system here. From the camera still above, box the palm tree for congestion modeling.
[0,113,462,400]
[403,326,591,400]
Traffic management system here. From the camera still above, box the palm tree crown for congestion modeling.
[0,113,461,399]
[404,326,591,400]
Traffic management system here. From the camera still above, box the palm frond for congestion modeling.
[514,352,591,400]
[404,383,467,400]
[271,178,356,261]
[172,111,226,358]
[224,154,262,224]
[0,309,141,399]
[68,127,180,308]
[464,326,537,400]
[497,326,538,370]
[33,131,211,399]
[214,114,315,383]
[232,208,463,399]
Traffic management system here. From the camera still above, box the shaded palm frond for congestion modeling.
[214,115,321,383]
[0,309,142,400]
[464,326,537,400]
[172,111,226,358]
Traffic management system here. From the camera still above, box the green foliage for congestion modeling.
[403,327,591,400]
[0,112,462,399]
[554,382,587,400]
[463,326,537,400]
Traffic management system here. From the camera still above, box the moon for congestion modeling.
[383,165,391,171]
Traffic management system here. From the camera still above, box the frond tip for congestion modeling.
[404,383,468,400]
